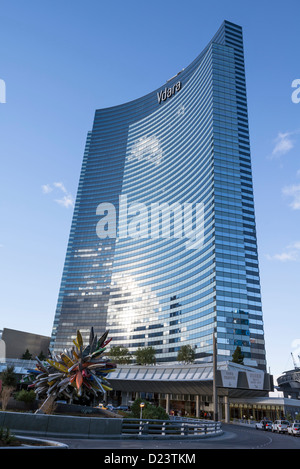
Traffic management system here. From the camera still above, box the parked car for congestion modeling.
[272,420,290,433]
[287,423,300,436]
[255,420,273,431]
[106,404,117,412]
[97,403,107,410]
[116,405,130,411]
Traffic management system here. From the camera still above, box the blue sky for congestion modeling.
[0,0,299,380]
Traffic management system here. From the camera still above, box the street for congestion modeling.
[55,423,300,450]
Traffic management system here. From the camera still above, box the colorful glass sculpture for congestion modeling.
[25,328,116,411]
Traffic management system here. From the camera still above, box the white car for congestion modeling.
[255,420,273,431]
[287,423,300,436]
[272,420,290,433]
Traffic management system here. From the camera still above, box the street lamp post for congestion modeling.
[140,402,145,419]
[213,332,218,422]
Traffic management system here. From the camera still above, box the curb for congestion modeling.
[0,435,69,449]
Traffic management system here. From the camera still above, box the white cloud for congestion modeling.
[55,194,74,208]
[271,131,294,157]
[290,241,300,250]
[266,252,298,262]
[282,183,300,210]
[41,184,53,194]
[42,181,74,208]
[53,182,67,193]
[266,241,300,262]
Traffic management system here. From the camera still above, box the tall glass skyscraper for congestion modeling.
[50,21,267,370]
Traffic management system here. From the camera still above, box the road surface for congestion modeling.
[55,423,300,450]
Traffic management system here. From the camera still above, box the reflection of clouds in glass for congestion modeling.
[108,273,159,332]
[129,135,163,166]
[177,104,185,117]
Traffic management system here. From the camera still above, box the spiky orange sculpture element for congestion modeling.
[27,328,116,413]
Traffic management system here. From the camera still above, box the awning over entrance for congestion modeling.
[108,361,273,398]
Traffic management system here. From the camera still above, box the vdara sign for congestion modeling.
[157,81,182,104]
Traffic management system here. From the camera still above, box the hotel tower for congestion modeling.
[50,21,267,370]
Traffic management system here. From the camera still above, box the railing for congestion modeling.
[121,418,222,437]
[231,418,257,427]
[0,358,36,365]
[0,358,36,373]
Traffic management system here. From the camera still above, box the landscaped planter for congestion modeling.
[0,434,68,448]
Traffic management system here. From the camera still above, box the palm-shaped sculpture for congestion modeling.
[27,328,116,414]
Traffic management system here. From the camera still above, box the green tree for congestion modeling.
[108,346,131,364]
[21,349,32,360]
[232,346,244,365]
[38,351,46,360]
[0,365,17,388]
[130,398,169,420]
[135,346,156,365]
[0,366,17,411]
[177,345,195,363]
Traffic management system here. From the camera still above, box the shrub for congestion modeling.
[130,398,169,420]
[0,427,17,446]
[15,389,36,408]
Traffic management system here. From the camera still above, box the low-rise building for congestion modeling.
[0,328,50,360]
[107,361,278,421]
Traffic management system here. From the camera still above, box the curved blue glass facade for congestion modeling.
[51,21,266,370]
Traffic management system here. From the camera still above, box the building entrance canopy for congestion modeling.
[108,361,273,398]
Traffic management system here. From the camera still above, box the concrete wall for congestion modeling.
[1,328,50,359]
[0,339,5,359]
[0,411,123,439]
